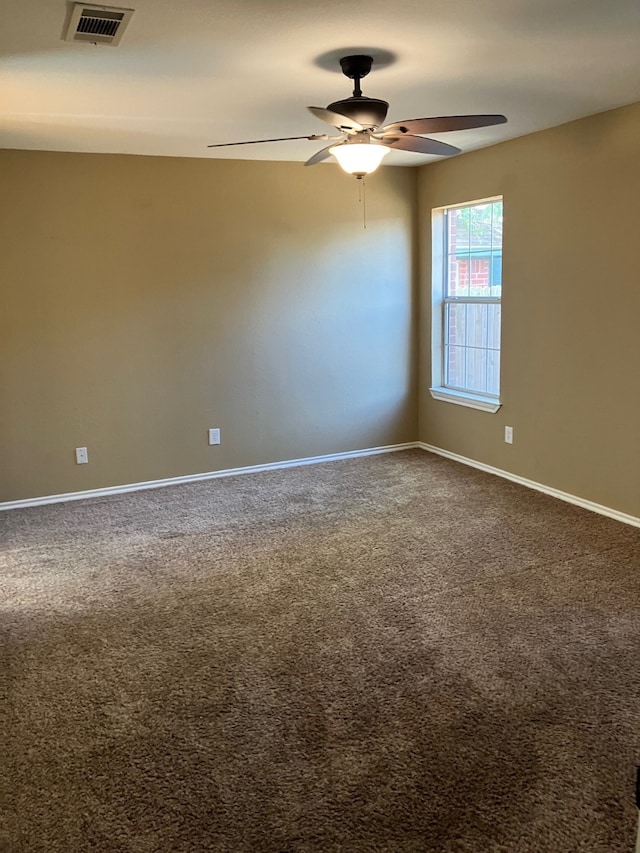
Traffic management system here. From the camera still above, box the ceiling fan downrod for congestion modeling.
[339,54,373,98]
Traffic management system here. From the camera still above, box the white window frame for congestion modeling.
[430,196,503,413]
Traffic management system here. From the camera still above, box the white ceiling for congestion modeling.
[1,0,639,167]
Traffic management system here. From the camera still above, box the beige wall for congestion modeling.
[0,152,418,501]
[3,102,639,513]
[418,102,640,518]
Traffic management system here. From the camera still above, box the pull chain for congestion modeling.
[357,178,367,229]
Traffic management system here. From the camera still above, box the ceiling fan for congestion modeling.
[208,55,507,179]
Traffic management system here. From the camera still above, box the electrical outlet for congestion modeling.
[208,428,221,446]
[75,446,88,464]
[504,426,513,445]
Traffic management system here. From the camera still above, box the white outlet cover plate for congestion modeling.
[208,428,220,446]
[75,446,88,463]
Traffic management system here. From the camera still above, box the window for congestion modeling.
[430,197,503,413]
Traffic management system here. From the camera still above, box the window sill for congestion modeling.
[429,387,501,413]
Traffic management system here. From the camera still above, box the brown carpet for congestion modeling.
[3,449,640,852]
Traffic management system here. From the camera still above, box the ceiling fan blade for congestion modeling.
[308,106,363,133]
[304,144,339,167]
[382,115,507,135]
[208,134,328,148]
[380,135,460,156]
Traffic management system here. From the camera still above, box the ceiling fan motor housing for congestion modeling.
[327,96,389,129]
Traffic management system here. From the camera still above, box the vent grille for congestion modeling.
[64,4,134,46]
[77,11,122,38]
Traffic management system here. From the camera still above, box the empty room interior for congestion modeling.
[2,1,640,851]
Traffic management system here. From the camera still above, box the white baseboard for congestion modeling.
[417,442,640,529]
[4,441,639,529]
[0,442,420,511]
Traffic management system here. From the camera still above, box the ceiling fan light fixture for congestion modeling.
[329,140,390,178]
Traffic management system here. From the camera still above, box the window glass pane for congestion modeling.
[487,349,500,397]
[448,207,470,256]
[445,345,466,389]
[490,253,502,290]
[447,259,469,297]
[490,200,503,297]
[470,257,490,296]
[466,346,488,394]
[487,303,501,351]
[491,200,503,252]
[465,303,488,349]
[469,203,493,250]
[446,302,466,348]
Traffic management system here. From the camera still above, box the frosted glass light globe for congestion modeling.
[329,142,390,177]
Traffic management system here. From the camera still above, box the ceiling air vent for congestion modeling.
[64,4,134,46]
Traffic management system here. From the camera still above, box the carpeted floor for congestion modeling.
[3,449,640,852]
